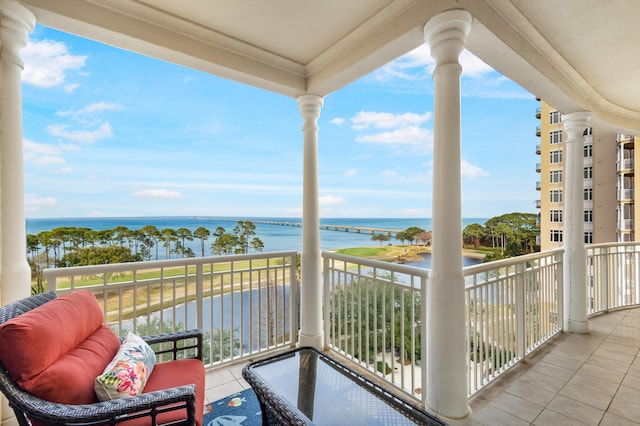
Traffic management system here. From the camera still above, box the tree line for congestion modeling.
[27,220,265,269]
[463,212,539,260]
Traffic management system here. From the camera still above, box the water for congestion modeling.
[26,216,487,265]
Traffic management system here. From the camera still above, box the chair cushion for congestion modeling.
[120,359,205,426]
[21,325,120,404]
[0,289,121,405]
[0,289,106,382]
[95,332,156,400]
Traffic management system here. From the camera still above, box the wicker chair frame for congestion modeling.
[0,291,203,426]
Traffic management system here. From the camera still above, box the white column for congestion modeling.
[0,0,33,308]
[424,10,472,425]
[1,3,36,426]
[562,111,590,333]
[297,94,324,349]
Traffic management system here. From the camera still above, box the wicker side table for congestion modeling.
[242,347,447,425]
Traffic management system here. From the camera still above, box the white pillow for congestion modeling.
[94,333,156,401]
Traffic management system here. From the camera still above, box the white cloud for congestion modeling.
[22,39,87,88]
[356,125,432,146]
[343,169,357,177]
[23,139,66,167]
[33,156,65,166]
[329,118,345,125]
[373,46,494,82]
[132,189,184,199]
[319,195,346,206]
[47,122,113,144]
[25,194,57,213]
[24,139,59,155]
[64,83,80,93]
[351,111,431,130]
[461,159,489,179]
[381,169,397,177]
[56,102,123,118]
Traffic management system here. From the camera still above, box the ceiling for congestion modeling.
[20,0,640,133]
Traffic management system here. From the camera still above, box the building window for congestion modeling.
[550,190,563,203]
[584,144,593,158]
[584,209,593,222]
[550,111,562,124]
[584,188,593,201]
[550,230,563,242]
[550,170,563,183]
[550,150,563,163]
[550,130,563,144]
[550,210,563,222]
[584,166,593,179]
[585,232,593,244]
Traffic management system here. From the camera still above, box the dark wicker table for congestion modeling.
[242,347,447,425]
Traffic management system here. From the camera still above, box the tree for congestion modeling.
[403,226,425,245]
[141,225,161,260]
[234,220,257,254]
[160,228,178,260]
[57,245,142,267]
[193,226,210,257]
[371,233,390,246]
[176,227,194,258]
[211,232,238,255]
[415,231,431,246]
[463,223,485,250]
[250,237,264,252]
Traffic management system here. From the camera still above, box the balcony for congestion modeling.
[536,126,541,137]
[535,199,541,208]
[535,144,541,155]
[39,243,640,424]
[536,163,541,173]
[619,188,635,201]
[536,107,541,119]
[536,181,541,191]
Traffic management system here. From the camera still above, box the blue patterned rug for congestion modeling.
[203,388,262,426]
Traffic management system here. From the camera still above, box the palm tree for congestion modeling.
[141,225,161,260]
[193,226,210,257]
[160,228,178,260]
[176,227,193,258]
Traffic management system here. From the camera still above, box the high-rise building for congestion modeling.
[535,100,634,250]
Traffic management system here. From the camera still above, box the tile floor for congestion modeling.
[203,307,640,425]
[470,307,640,425]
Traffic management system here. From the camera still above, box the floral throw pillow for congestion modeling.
[94,333,156,401]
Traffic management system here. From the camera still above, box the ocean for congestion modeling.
[26,216,487,267]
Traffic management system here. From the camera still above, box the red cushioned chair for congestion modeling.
[0,290,205,426]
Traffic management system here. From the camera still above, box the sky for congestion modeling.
[22,25,540,220]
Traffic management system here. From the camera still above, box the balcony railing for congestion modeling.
[41,242,640,408]
[43,251,299,366]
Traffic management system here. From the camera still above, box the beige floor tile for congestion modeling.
[504,379,557,406]
[488,391,544,423]
[596,341,639,357]
[205,380,245,404]
[586,354,631,373]
[578,363,626,384]
[558,382,613,410]
[533,409,586,426]
[605,334,640,348]
[530,360,577,381]
[568,371,621,396]
[600,412,640,426]
[518,369,568,393]
[546,395,604,426]
[539,352,584,371]
[622,373,640,391]
[608,394,640,423]
[473,405,530,426]
[205,367,236,388]
[613,385,640,404]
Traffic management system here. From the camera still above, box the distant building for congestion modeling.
[536,100,638,250]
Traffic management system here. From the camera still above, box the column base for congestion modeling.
[428,406,472,426]
[298,330,323,349]
[566,319,589,334]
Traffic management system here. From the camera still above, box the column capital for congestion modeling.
[297,94,323,130]
[562,111,591,139]
[424,9,472,64]
[0,0,36,67]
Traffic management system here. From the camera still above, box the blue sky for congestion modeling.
[22,25,539,219]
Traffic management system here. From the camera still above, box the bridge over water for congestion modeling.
[252,220,404,237]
